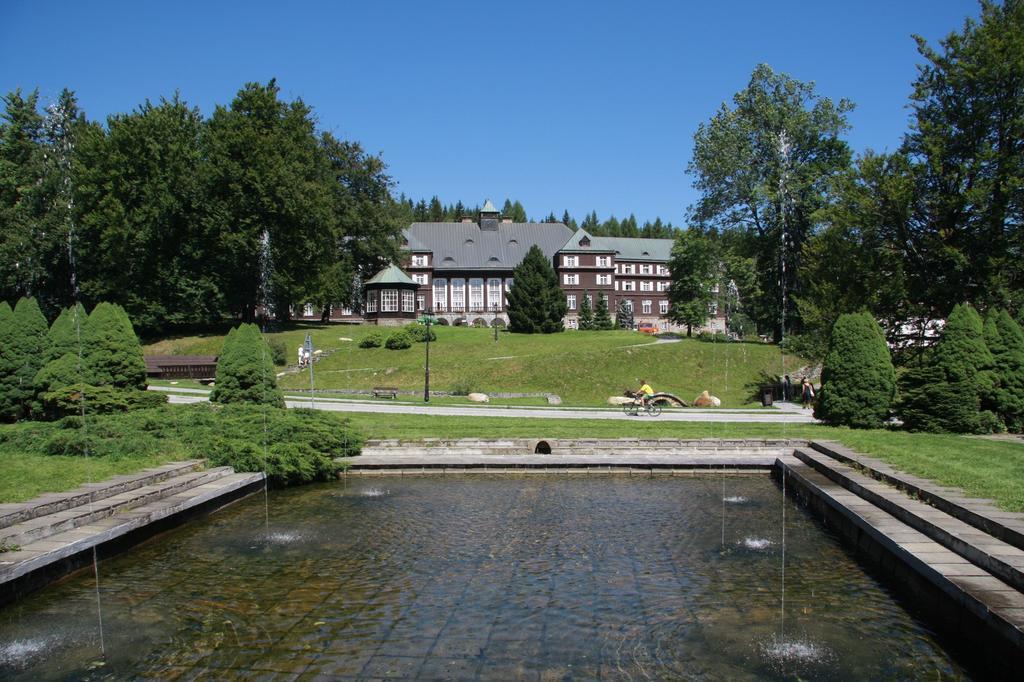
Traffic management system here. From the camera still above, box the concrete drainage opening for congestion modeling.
[534,440,552,455]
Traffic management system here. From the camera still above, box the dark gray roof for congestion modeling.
[593,236,674,261]
[405,222,573,271]
[559,228,615,253]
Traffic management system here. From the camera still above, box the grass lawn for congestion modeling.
[0,453,183,504]
[144,322,806,407]
[343,412,1024,512]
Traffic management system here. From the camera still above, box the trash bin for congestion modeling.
[760,386,774,407]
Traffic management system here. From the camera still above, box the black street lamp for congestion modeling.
[419,309,437,402]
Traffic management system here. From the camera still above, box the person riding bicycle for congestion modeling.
[635,379,654,407]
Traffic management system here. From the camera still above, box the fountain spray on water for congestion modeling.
[257,229,273,533]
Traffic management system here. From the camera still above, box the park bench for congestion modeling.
[372,387,399,399]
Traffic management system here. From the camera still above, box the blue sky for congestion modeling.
[2,0,980,225]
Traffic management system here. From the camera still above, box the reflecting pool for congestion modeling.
[0,475,969,679]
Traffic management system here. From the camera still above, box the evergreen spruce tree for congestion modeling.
[44,303,87,365]
[813,312,895,428]
[986,309,1024,432]
[898,303,993,432]
[505,245,566,334]
[594,293,614,330]
[0,297,49,421]
[82,302,147,390]
[578,290,594,330]
[210,323,285,406]
[617,298,634,329]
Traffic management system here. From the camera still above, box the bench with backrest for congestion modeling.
[372,387,399,399]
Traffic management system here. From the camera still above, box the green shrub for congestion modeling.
[82,302,147,390]
[385,330,412,350]
[268,338,287,365]
[37,383,165,420]
[210,324,284,407]
[403,324,436,342]
[696,331,729,343]
[897,365,967,433]
[359,332,384,348]
[814,312,896,429]
[0,297,50,421]
[986,309,1024,433]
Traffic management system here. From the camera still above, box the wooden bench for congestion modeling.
[372,387,399,399]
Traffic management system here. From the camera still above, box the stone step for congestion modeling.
[794,447,1024,594]
[810,441,1024,552]
[0,471,265,590]
[779,458,1024,655]
[0,459,204,530]
[0,467,234,549]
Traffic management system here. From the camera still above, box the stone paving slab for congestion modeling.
[810,440,1024,551]
[0,460,204,529]
[779,457,1024,657]
[795,447,1024,593]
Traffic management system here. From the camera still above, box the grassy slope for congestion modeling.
[145,323,804,407]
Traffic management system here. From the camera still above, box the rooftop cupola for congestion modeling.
[480,198,500,231]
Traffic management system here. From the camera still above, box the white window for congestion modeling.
[640,264,653,275]
[564,273,579,285]
[412,273,428,285]
[451,279,465,311]
[709,301,719,315]
[640,281,653,292]
[597,256,610,267]
[585,293,593,306]
[660,300,669,315]
[567,295,576,310]
[642,300,652,314]
[658,281,670,292]
[365,293,377,313]
[597,274,611,286]
[303,302,315,317]
[505,278,514,292]
[563,255,579,267]
[401,290,415,312]
[411,254,428,267]
[622,281,635,292]
[622,299,633,313]
[433,278,447,311]
[487,278,502,310]
[469,278,484,310]
[381,289,399,312]
[566,318,578,329]
[622,264,635,275]
[417,295,425,311]
[657,265,669,276]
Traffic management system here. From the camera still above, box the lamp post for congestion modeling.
[419,310,437,402]
[304,333,315,409]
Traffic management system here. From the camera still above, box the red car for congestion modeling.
[638,323,659,334]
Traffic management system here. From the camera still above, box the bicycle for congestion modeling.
[622,396,661,417]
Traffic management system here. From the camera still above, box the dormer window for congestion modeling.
[579,237,591,247]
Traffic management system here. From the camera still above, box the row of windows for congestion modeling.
[562,255,613,268]
[618,264,669,276]
[431,278,508,312]
[566,296,669,315]
[617,280,671,292]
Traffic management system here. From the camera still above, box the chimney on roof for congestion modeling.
[480,198,500,231]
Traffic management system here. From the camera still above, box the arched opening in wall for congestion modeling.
[490,318,506,328]
[435,318,450,326]
[534,440,551,455]
[472,318,488,328]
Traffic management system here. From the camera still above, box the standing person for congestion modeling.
[783,375,792,401]
[297,345,305,368]
[801,377,814,409]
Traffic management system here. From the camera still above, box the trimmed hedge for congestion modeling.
[359,332,384,348]
[211,324,285,407]
[385,330,412,350]
[82,302,147,390]
[0,298,50,421]
[814,312,895,429]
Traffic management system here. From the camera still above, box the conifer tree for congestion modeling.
[898,304,994,432]
[44,303,87,365]
[986,309,1024,432]
[578,290,594,330]
[211,323,285,406]
[617,298,634,329]
[814,312,895,428]
[594,293,614,330]
[0,297,49,420]
[82,302,147,390]
[505,245,566,334]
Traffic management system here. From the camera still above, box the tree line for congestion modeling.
[671,0,1023,354]
[0,79,406,334]
[397,195,678,238]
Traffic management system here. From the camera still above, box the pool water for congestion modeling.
[0,475,969,680]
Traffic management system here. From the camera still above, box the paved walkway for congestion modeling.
[154,387,817,423]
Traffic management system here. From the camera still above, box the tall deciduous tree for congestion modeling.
[668,229,718,336]
[688,64,854,340]
[203,79,334,322]
[506,245,565,333]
